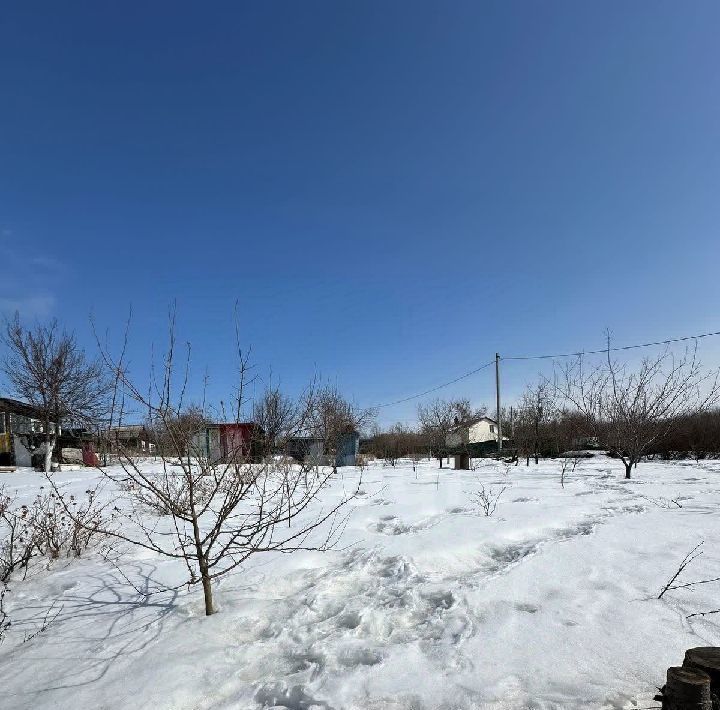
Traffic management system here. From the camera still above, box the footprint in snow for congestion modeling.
[254,683,332,710]
[420,589,455,611]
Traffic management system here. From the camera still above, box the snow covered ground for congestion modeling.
[1,455,719,710]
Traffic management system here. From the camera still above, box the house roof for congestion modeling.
[204,422,261,430]
[452,416,497,430]
[473,416,497,425]
[0,397,45,419]
[107,425,147,439]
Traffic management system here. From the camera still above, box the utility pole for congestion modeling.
[495,353,502,451]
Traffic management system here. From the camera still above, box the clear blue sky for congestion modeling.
[2,1,720,425]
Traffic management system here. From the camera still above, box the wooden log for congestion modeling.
[684,647,720,689]
[662,666,711,710]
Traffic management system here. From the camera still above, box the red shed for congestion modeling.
[191,423,262,463]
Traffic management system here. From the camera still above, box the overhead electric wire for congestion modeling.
[373,360,495,409]
[502,329,720,361]
[370,328,720,410]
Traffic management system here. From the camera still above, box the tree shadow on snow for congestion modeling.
[5,561,182,697]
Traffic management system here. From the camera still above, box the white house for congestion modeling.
[446,416,506,448]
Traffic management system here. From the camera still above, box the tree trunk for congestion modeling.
[44,435,56,472]
[190,505,214,616]
[624,461,632,479]
[199,559,214,616]
[683,647,720,690]
[662,666,711,710]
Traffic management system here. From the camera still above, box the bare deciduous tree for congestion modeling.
[308,383,373,474]
[417,398,481,468]
[2,314,108,471]
[52,316,360,617]
[368,423,418,467]
[514,381,556,466]
[559,340,720,479]
[253,386,294,456]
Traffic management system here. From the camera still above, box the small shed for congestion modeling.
[191,423,262,464]
[453,453,470,470]
[335,431,360,467]
[287,437,325,465]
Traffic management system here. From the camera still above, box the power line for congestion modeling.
[370,328,720,411]
[372,360,495,409]
[502,329,720,361]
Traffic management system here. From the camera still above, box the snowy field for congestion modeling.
[1,455,719,710]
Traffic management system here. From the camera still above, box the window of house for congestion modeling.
[490,425,495,433]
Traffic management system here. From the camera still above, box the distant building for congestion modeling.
[286,436,325,465]
[0,397,58,468]
[190,423,262,464]
[446,416,505,448]
[287,430,360,468]
[335,430,360,467]
[105,425,156,455]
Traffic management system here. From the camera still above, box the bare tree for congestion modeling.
[151,405,210,459]
[2,314,108,471]
[417,398,480,468]
[253,385,303,456]
[368,423,416,467]
[51,315,359,617]
[558,340,720,479]
[513,381,556,466]
[308,383,373,474]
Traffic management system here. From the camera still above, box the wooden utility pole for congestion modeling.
[495,353,502,451]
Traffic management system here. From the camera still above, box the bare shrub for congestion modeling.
[471,483,506,517]
[1,485,109,581]
[559,454,583,488]
[0,583,9,642]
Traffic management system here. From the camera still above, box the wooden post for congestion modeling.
[495,353,502,452]
[662,667,711,710]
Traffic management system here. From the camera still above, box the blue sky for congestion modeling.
[2,1,720,425]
